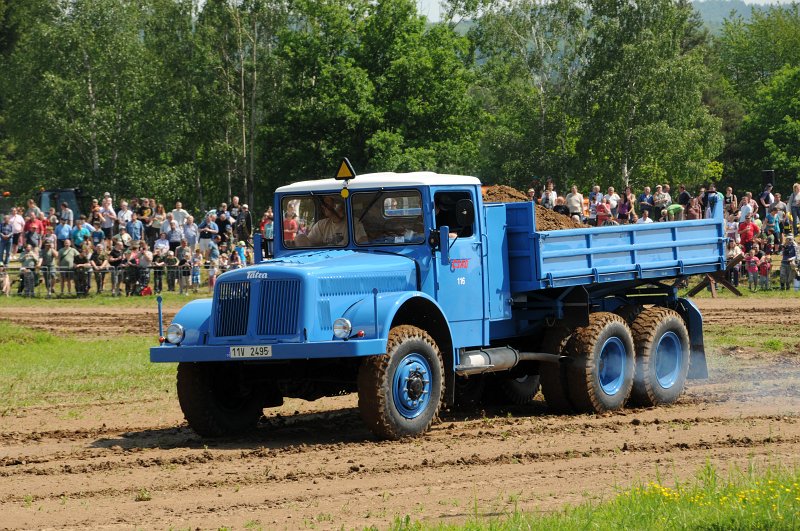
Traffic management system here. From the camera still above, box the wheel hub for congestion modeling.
[392,353,433,419]
[406,371,425,400]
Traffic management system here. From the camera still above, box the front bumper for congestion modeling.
[150,338,387,363]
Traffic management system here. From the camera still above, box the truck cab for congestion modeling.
[153,170,724,440]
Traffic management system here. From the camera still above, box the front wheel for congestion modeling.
[358,325,444,440]
[177,362,265,437]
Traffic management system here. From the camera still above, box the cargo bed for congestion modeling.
[504,202,726,291]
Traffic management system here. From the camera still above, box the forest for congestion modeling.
[0,0,799,212]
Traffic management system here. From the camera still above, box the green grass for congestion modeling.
[388,463,800,530]
[0,290,206,309]
[0,321,174,411]
[704,323,800,353]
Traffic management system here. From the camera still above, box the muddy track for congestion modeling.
[1,297,799,529]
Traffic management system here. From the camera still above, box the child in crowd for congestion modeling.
[758,252,772,290]
[178,252,191,295]
[191,249,202,293]
[207,260,218,289]
[0,264,10,296]
[744,249,759,291]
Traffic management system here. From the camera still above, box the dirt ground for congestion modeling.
[2,298,800,529]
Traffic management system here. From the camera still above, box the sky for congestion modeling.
[417,0,796,23]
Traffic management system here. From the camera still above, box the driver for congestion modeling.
[297,195,367,246]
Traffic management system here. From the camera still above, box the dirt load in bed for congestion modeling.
[481,184,587,231]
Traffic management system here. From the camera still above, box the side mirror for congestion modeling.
[455,199,475,228]
[438,226,450,265]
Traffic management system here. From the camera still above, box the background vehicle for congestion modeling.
[152,170,725,439]
[38,188,91,218]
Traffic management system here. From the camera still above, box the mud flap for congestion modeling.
[675,297,708,379]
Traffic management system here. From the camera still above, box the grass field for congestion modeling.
[0,321,173,413]
[390,463,800,530]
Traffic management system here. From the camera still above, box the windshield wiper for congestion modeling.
[357,189,385,222]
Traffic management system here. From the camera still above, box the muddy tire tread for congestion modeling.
[629,307,690,406]
[357,325,444,440]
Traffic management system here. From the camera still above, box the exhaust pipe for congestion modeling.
[455,346,564,376]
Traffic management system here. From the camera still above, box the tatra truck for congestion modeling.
[152,165,724,440]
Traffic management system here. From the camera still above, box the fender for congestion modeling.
[342,291,453,343]
[675,297,708,379]
[170,298,213,346]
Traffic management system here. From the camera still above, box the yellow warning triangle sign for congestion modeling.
[335,158,356,180]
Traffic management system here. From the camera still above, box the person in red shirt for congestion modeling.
[23,214,44,250]
[283,212,298,243]
[596,197,612,225]
[738,213,760,252]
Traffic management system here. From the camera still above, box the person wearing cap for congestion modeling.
[780,234,798,290]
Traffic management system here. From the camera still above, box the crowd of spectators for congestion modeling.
[529,180,800,291]
[0,193,256,297]
[2,180,798,296]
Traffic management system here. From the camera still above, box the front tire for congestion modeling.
[358,325,444,440]
[177,362,264,437]
[629,307,690,406]
[566,313,635,413]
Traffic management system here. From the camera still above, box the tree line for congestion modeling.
[0,0,798,213]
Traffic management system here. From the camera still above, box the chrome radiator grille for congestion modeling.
[214,281,250,337]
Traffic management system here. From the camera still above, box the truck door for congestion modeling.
[432,189,485,346]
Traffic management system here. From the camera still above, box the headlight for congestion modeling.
[332,318,352,339]
[166,323,185,344]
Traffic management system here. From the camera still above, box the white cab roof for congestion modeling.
[276,172,482,193]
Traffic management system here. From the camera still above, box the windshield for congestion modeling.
[281,193,365,249]
[352,190,425,245]
[280,190,425,249]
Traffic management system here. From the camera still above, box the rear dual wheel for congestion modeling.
[629,307,690,406]
[566,312,635,413]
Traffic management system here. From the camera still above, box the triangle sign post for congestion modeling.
[335,158,356,180]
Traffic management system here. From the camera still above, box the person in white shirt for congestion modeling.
[153,233,170,256]
[565,185,584,219]
[604,187,620,216]
[99,196,117,238]
[540,182,557,210]
[636,210,654,224]
[171,201,189,226]
[117,201,133,233]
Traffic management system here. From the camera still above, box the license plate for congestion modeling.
[228,345,272,358]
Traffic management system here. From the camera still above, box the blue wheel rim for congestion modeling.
[392,353,432,419]
[598,337,626,396]
[654,331,682,389]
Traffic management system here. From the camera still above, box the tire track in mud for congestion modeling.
[3,411,796,469]
[4,431,799,504]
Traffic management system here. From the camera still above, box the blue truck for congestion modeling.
[151,169,725,440]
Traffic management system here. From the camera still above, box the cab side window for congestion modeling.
[434,191,474,238]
